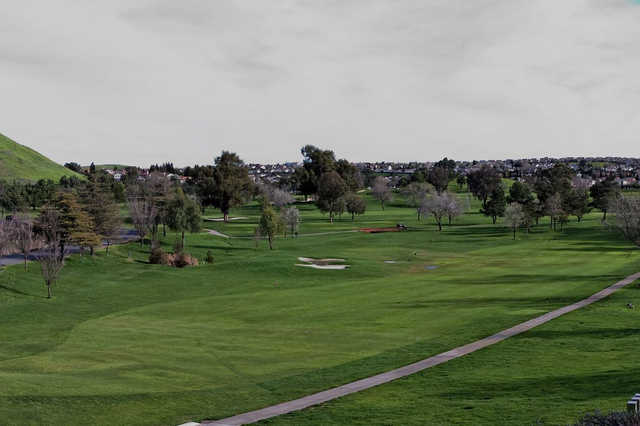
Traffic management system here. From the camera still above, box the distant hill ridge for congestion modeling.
[0,132,83,182]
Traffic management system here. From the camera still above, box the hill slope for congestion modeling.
[0,133,82,181]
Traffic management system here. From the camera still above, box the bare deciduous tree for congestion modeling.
[545,193,564,231]
[128,197,158,246]
[0,219,16,256]
[38,244,65,299]
[371,176,392,210]
[614,195,640,247]
[280,206,300,237]
[35,208,65,299]
[420,193,449,231]
[270,188,295,208]
[403,182,432,220]
[504,202,526,240]
[443,192,464,225]
[13,214,40,271]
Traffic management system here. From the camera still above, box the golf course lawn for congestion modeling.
[0,195,638,425]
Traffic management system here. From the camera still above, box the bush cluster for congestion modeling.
[149,248,198,268]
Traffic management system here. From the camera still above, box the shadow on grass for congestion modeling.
[388,295,580,309]
[436,369,640,401]
[0,284,44,298]
[523,328,640,340]
[426,273,622,287]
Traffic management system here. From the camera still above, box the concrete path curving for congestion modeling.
[187,271,640,426]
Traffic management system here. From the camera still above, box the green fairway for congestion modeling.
[0,194,638,425]
[0,133,83,182]
[263,273,640,426]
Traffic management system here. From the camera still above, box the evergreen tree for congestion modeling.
[482,186,506,224]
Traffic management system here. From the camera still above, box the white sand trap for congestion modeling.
[298,257,346,263]
[384,260,398,264]
[207,229,230,238]
[296,264,350,270]
[205,217,247,222]
[296,257,350,269]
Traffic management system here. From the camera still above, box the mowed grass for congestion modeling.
[0,194,638,425]
[264,272,640,426]
[0,133,83,182]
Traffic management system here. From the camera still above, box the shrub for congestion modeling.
[172,252,199,268]
[149,247,170,265]
[574,410,640,426]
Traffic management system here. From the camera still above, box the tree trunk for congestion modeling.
[492,216,497,225]
[351,213,355,221]
[448,215,452,225]
[24,254,28,271]
[59,241,66,262]
[381,201,385,211]
[90,246,94,256]
[47,281,52,299]
[268,236,273,250]
[224,212,229,223]
[602,210,607,221]
[106,241,110,255]
[437,221,442,231]
[181,231,185,250]
[513,227,516,240]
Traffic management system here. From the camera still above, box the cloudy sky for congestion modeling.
[1,0,640,166]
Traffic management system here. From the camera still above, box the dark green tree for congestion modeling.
[590,175,619,220]
[427,166,450,194]
[467,165,502,211]
[566,188,591,222]
[482,186,506,224]
[212,151,252,222]
[335,159,363,192]
[64,162,83,173]
[165,187,202,249]
[344,193,366,221]
[316,171,347,223]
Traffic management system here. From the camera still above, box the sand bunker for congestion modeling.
[204,217,247,222]
[425,265,439,270]
[296,264,350,270]
[296,257,350,270]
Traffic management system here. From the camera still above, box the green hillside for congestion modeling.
[0,132,83,182]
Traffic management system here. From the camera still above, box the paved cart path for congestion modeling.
[0,229,139,267]
[187,271,640,426]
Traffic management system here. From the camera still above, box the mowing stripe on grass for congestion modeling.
[197,272,640,426]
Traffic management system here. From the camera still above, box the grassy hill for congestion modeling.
[0,132,83,182]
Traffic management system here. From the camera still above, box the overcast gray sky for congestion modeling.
[2,0,640,166]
